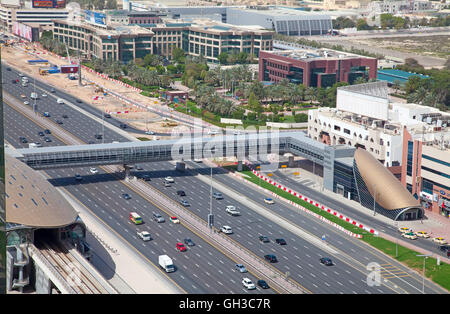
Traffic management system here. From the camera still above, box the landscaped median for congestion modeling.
[222,164,450,292]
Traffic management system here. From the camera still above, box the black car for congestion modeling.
[56,120,63,124]
[320,257,333,266]
[88,141,95,144]
[439,245,450,252]
[122,193,131,200]
[264,254,278,263]
[11,79,17,84]
[184,238,195,246]
[6,67,11,71]
[38,131,44,136]
[95,134,103,139]
[259,236,270,243]
[19,137,28,143]
[44,137,52,143]
[76,99,82,103]
[50,88,56,93]
[104,113,111,118]
[275,238,287,245]
[62,114,68,119]
[44,129,51,134]
[177,190,186,196]
[142,174,151,181]
[119,123,127,128]
[257,280,270,289]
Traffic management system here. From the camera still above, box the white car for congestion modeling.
[23,101,29,105]
[193,158,203,163]
[221,225,233,234]
[89,167,98,174]
[41,93,47,97]
[137,231,151,241]
[170,216,180,224]
[242,278,256,290]
[56,98,64,104]
[226,205,240,216]
[264,198,275,205]
[165,176,174,183]
[145,130,155,135]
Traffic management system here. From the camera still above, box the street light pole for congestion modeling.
[373,184,377,216]
[416,254,431,294]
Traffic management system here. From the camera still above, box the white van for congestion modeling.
[56,98,64,104]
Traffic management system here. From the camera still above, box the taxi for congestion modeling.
[401,232,417,240]
[432,237,447,245]
[398,227,412,234]
[415,231,430,238]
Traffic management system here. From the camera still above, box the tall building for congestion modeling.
[401,118,450,218]
[308,82,446,169]
[259,49,377,87]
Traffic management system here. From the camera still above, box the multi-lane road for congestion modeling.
[2,64,447,294]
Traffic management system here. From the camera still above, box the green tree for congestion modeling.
[172,47,185,63]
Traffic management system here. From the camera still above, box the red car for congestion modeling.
[176,242,187,252]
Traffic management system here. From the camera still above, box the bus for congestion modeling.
[129,212,143,225]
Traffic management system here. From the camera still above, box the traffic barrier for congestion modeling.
[247,165,378,236]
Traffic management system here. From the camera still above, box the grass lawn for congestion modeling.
[225,164,450,291]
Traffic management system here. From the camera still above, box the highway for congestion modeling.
[266,169,449,259]
[3,64,447,294]
[2,67,276,294]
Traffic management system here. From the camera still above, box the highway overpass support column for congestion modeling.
[237,160,243,172]
[288,156,295,168]
[175,162,185,172]
[124,165,132,181]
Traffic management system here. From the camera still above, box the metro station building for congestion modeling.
[5,153,90,293]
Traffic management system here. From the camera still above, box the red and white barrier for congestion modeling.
[248,166,378,236]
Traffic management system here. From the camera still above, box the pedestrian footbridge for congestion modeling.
[9,132,330,170]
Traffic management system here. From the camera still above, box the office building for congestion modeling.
[259,49,377,87]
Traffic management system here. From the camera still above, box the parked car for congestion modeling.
[275,238,287,245]
[137,231,151,241]
[242,278,256,290]
[152,213,165,223]
[235,264,247,273]
[257,280,269,289]
[264,254,278,263]
[415,231,430,238]
[259,236,270,243]
[432,237,447,245]
[398,227,412,234]
[320,257,333,266]
[401,232,417,240]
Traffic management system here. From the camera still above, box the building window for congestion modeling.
[406,141,413,176]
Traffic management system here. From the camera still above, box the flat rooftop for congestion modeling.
[263,48,375,62]
[230,7,331,18]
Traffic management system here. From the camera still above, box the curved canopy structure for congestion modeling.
[353,148,422,220]
[5,154,78,228]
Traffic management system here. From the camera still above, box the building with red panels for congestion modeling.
[259,49,377,88]
[400,117,450,219]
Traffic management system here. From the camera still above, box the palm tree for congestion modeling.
[392,80,401,94]
[355,77,366,85]
[305,87,316,104]
[408,86,428,104]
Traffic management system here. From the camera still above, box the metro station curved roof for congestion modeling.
[5,154,78,228]
[354,148,420,211]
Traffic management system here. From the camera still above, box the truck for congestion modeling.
[226,205,240,216]
[158,255,175,273]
